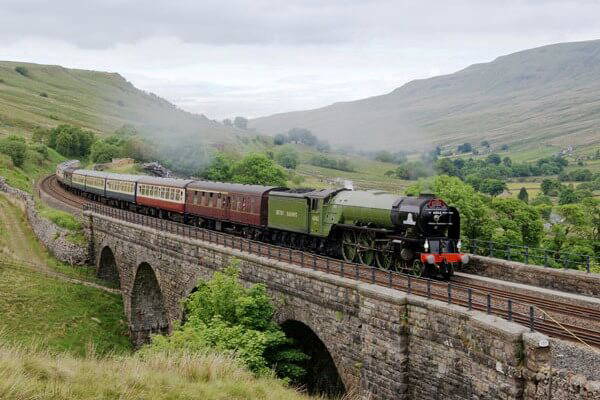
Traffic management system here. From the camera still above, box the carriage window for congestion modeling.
[209,192,214,207]
[193,191,198,204]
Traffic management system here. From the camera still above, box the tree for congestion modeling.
[481,140,490,147]
[233,116,248,129]
[491,197,543,246]
[233,153,287,186]
[558,185,579,205]
[479,178,506,196]
[486,153,502,165]
[375,151,394,163]
[0,135,27,167]
[287,128,317,147]
[201,153,235,182]
[500,144,509,151]
[222,118,233,127]
[14,66,29,77]
[457,143,472,153]
[90,141,122,163]
[273,133,287,145]
[502,157,512,167]
[145,262,308,382]
[518,187,529,203]
[48,124,95,158]
[541,179,563,196]
[275,146,299,169]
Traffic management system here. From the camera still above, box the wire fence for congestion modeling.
[83,202,600,346]
[463,238,600,273]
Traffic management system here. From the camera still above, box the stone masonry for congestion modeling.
[87,210,600,400]
[0,177,88,265]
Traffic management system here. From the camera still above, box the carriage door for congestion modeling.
[224,193,231,221]
[309,197,323,236]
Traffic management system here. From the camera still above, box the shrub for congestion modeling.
[90,140,122,163]
[275,146,299,169]
[39,92,48,98]
[39,208,82,231]
[0,135,27,167]
[145,262,308,383]
[14,66,29,77]
[309,154,354,172]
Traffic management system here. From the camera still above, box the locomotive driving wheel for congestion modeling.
[341,230,358,262]
[412,259,426,277]
[375,240,394,270]
[357,231,376,266]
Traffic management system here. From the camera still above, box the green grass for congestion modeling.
[0,264,130,356]
[0,145,63,193]
[0,345,323,400]
[0,60,237,145]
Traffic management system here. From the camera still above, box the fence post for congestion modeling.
[447,283,451,303]
[587,256,591,273]
[467,288,472,311]
[289,248,292,263]
[313,255,317,271]
[507,299,513,321]
[473,239,478,255]
[525,246,529,264]
[529,306,535,332]
[506,245,511,261]
[407,275,412,294]
[544,251,549,267]
[486,294,491,314]
[371,266,375,283]
[427,279,431,299]
[340,261,344,278]
[488,241,493,257]
[355,264,359,280]
[388,270,392,288]
[301,252,304,267]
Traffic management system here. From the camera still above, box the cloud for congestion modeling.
[1,1,600,119]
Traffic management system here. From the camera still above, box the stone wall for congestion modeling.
[467,255,600,298]
[0,177,88,265]
[88,211,600,400]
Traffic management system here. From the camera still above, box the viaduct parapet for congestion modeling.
[86,210,600,400]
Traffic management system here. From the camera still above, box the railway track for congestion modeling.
[39,174,87,209]
[40,174,600,348]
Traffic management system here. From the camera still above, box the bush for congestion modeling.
[30,143,49,159]
[14,66,29,77]
[309,154,354,172]
[48,124,95,158]
[39,92,48,98]
[0,135,27,167]
[90,140,122,163]
[275,146,299,169]
[145,262,308,382]
[233,153,287,186]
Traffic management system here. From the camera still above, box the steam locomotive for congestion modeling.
[57,161,467,278]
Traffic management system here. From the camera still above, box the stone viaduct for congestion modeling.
[86,209,600,400]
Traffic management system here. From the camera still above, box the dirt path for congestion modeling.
[0,193,119,295]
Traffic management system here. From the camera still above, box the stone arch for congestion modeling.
[281,320,346,397]
[97,246,120,288]
[130,262,169,348]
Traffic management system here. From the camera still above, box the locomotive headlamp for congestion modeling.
[424,240,429,252]
[426,255,435,264]
[457,240,462,251]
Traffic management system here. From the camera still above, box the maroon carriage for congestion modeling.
[185,181,277,227]
[136,176,193,214]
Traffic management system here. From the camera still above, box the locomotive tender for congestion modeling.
[57,161,467,278]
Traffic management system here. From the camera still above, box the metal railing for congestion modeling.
[464,238,600,273]
[83,202,600,346]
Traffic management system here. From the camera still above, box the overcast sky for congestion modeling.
[2,0,600,120]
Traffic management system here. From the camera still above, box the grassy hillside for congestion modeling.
[250,39,600,154]
[0,345,322,400]
[0,61,239,144]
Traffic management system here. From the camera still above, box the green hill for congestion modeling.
[250,39,600,155]
[0,61,239,144]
